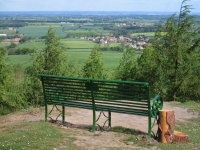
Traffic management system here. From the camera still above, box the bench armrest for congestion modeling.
[150,93,163,118]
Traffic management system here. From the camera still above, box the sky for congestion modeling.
[0,0,200,12]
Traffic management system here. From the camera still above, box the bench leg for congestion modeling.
[92,109,96,132]
[108,111,111,127]
[148,115,151,138]
[62,106,65,124]
[45,104,48,122]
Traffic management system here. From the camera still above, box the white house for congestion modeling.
[0,34,7,37]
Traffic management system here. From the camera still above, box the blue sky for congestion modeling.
[0,0,200,12]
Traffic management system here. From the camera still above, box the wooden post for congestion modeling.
[157,110,175,143]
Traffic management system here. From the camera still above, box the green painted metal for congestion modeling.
[40,75,48,122]
[47,105,63,122]
[108,111,111,127]
[96,110,111,129]
[62,106,65,124]
[39,74,163,138]
[91,80,96,132]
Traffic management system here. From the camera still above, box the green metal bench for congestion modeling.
[39,74,163,138]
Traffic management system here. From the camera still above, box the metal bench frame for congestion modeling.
[39,74,163,138]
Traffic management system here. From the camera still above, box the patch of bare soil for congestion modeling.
[0,102,199,149]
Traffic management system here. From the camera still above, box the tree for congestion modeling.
[0,47,26,114]
[115,46,137,80]
[24,27,72,106]
[135,45,164,96]
[152,0,200,100]
[7,43,16,49]
[82,46,107,79]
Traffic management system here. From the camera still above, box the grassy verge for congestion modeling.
[1,101,199,150]
[111,101,200,150]
[0,122,79,150]
[170,101,200,114]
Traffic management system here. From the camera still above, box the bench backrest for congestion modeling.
[39,74,151,116]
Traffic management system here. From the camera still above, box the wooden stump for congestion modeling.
[173,131,189,142]
[157,110,175,143]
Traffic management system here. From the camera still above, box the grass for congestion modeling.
[16,40,45,50]
[68,51,123,70]
[0,121,79,150]
[109,43,121,47]
[111,101,200,150]
[18,26,66,38]
[170,100,200,114]
[132,32,155,37]
[7,55,32,70]
[0,44,6,48]
[0,29,16,36]
[0,101,200,149]
[7,51,123,71]
[132,32,166,37]
[61,39,96,49]
[157,118,200,150]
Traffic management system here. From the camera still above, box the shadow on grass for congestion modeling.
[50,119,148,136]
[110,126,147,135]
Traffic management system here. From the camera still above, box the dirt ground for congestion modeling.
[1,102,199,150]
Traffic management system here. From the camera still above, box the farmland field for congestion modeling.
[4,37,125,70]
[61,38,96,49]
[8,55,32,70]
[0,28,16,36]
[18,26,66,38]
[132,32,155,37]
[68,51,123,69]
[16,40,45,50]
[7,50,124,71]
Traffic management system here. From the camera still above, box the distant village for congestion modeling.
[86,35,148,50]
[0,27,21,44]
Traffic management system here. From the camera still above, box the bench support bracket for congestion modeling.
[46,105,65,123]
[95,110,111,130]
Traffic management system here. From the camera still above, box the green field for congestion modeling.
[16,23,110,39]
[68,51,123,69]
[61,39,96,49]
[0,28,16,36]
[109,42,121,47]
[7,50,124,71]
[8,55,32,70]
[5,38,125,70]
[16,40,45,50]
[132,32,155,37]
[0,44,6,48]
[18,26,66,38]
[132,32,166,37]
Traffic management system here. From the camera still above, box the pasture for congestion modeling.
[132,32,155,37]
[0,28,16,36]
[61,38,96,49]
[4,37,125,71]
[16,40,45,50]
[7,50,123,71]
[18,26,66,38]
[8,55,32,70]
[68,51,123,70]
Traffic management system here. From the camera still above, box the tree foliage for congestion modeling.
[0,47,26,114]
[135,45,163,95]
[23,27,72,106]
[115,46,137,80]
[82,46,107,79]
[137,0,200,101]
